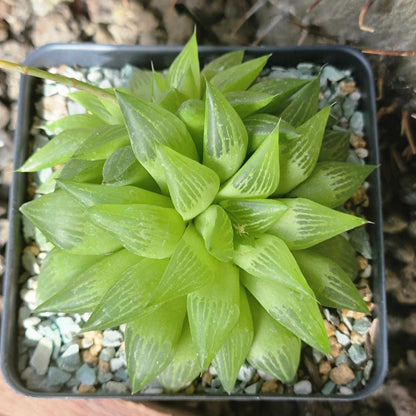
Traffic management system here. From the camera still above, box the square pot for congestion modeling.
[1,44,387,400]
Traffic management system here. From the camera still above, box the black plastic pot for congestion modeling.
[1,44,387,400]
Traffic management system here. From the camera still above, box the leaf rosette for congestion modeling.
[17,33,375,395]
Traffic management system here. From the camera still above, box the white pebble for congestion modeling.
[360,265,372,278]
[355,148,369,159]
[257,369,275,381]
[339,386,353,395]
[110,357,125,372]
[294,380,312,395]
[30,337,53,375]
[22,316,41,328]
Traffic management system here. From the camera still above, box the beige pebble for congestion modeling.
[99,359,111,373]
[351,330,366,344]
[356,256,369,271]
[78,336,94,349]
[93,332,104,346]
[261,379,278,393]
[89,344,103,357]
[349,133,366,148]
[329,336,342,358]
[201,371,213,387]
[324,320,336,337]
[338,323,350,335]
[358,279,373,302]
[340,81,356,94]
[82,349,98,366]
[78,383,96,393]
[329,364,355,385]
[319,360,332,375]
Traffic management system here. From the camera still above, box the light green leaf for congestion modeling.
[42,114,104,135]
[274,106,330,195]
[151,70,170,102]
[73,124,129,160]
[20,191,122,254]
[249,78,308,114]
[116,90,198,193]
[216,123,280,199]
[68,91,123,124]
[187,262,240,369]
[280,76,320,126]
[220,198,287,235]
[203,82,248,182]
[244,113,300,154]
[18,128,93,172]
[125,298,187,393]
[213,285,254,394]
[156,144,219,221]
[288,161,376,208]
[210,55,271,93]
[269,198,368,250]
[36,249,140,313]
[157,88,188,113]
[309,235,358,280]
[293,249,369,313]
[57,180,172,208]
[241,270,330,353]
[167,31,200,99]
[83,257,169,330]
[57,159,104,184]
[87,203,186,259]
[36,168,62,194]
[36,248,103,305]
[318,130,350,162]
[234,233,314,298]
[247,293,301,384]
[176,99,205,158]
[102,146,159,191]
[153,224,219,304]
[128,67,154,102]
[158,320,201,391]
[224,90,275,119]
[201,50,244,81]
[194,205,234,263]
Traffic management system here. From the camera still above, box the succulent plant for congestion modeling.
[3,33,376,394]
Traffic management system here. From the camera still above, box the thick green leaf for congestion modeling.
[167,31,200,99]
[68,91,123,124]
[158,320,201,391]
[280,76,320,126]
[203,82,248,182]
[269,198,368,250]
[288,161,376,208]
[18,128,93,172]
[244,113,300,154]
[201,50,244,81]
[293,249,369,313]
[213,285,254,394]
[83,257,169,330]
[220,198,287,235]
[156,88,188,113]
[224,90,275,119]
[309,235,358,280]
[274,106,330,195]
[116,90,198,193]
[318,129,350,162]
[216,124,280,199]
[36,249,103,305]
[187,262,240,368]
[249,78,308,114]
[128,67,154,102]
[247,294,301,384]
[153,224,219,304]
[156,145,220,221]
[36,249,140,313]
[194,205,234,262]
[42,114,103,135]
[151,70,170,102]
[210,55,270,93]
[87,203,186,259]
[20,191,122,254]
[176,99,205,158]
[73,124,129,160]
[125,298,187,393]
[234,233,314,298]
[241,270,330,353]
[102,146,159,191]
[58,180,172,208]
[57,159,104,184]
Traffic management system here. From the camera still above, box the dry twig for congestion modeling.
[359,0,375,32]
[363,49,416,57]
